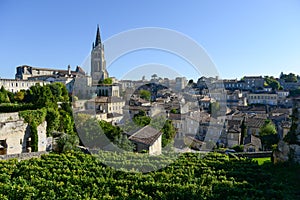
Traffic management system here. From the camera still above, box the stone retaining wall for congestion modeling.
[235,151,272,158]
[0,151,48,161]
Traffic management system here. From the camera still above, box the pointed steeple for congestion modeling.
[95,24,101,47]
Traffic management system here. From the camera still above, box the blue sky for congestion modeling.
[0,0,300,80]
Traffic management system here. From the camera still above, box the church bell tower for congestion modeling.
[91,25,109,85]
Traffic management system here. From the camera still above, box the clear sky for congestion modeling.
[0,0,300,81]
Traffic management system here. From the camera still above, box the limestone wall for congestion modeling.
[0,112,20,123]
[0,151,48,161]
[0,112,47,155]
[37,121,47,152]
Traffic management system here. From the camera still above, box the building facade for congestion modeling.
[243,76,264,91]
[0,78,49,93]
[247,92,278,106]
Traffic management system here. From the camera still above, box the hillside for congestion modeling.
[0,151,299,199]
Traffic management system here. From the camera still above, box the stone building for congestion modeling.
[223,79,244,90]
[243,76,264,91]
[128,125,162,155]
[15,65,85,82]
[247,92,278,106]
[245,117,266,136]
[0,112,47,155]
[175,77,187,91]
[91,25,109,85]
[0,78,49,93]
[243,135,262,152]
[226,119,242,148]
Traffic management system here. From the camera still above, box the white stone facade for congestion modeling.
[0,78,49,93]
[247,93,278,106]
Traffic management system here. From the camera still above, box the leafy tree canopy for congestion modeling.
[259,120,277,137]
[98,78,113,85]
[280,72,299,83]
[139,89,151,101]
[264,76,280,90]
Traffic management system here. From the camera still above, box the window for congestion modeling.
[20,139,23,145]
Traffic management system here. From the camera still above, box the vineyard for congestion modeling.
[0,151,299,199]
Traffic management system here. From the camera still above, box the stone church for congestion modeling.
[91,25,109,85]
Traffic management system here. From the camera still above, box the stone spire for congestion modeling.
[95,25,101,47]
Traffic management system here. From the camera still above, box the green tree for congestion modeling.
[48,83,62,102]
[76,117,107,148]
[259,120,278,150]
[46,108,60,136]
[232,144,244,152]
[284,107,300,145]
[240,118,247,145]
[139,90,151,101]
[264,76,280,90]
[280,72,298,83]
[133,111,151,126]
[37,86,56,108]
[161,120,176,147]
[6,91,15,103]
[98,120,122,141]
[24,83,41,104]
[56,133,79,153]
[98,120,136,151]
[0,86,10,103]
[14,90,25,102]
[59,110,74,135]
[170,108,179,114]
[99,78,113,85]
[289,88,300,97]
[114,134,135,151]
[259,120,277,136]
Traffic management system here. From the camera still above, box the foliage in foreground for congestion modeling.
[0,152,299,199]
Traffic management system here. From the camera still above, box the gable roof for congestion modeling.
[128,125,162,146]
[245,118,266,128]
[227,125,241,134]
[244,135,262,147]
[227,119,242,127]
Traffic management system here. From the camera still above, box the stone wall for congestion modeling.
[273,140,300,164]
[0,112,47,155]
[0,112,20,123]
[0,151,48,161]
